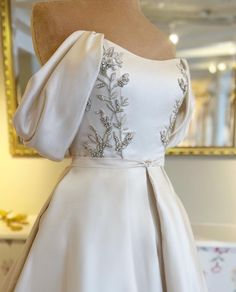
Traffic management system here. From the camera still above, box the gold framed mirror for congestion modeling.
[1,0,236,157]
[1,0,39,157]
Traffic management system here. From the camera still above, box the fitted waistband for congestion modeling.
[70,155,165,168]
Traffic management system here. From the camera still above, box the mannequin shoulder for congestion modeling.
[31,1,77,65]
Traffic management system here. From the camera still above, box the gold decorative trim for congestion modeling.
[1,0,39,157]
[166,147,236,156]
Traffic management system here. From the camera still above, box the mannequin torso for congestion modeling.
[31,0,176,65]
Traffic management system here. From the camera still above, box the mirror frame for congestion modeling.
[1,0,39,157]
[1,0,236,157]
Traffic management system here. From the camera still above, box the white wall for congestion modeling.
[165,156,236,225]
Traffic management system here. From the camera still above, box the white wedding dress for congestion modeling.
[0,30,208,292]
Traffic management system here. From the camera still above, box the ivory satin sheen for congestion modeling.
[0,30,208,292]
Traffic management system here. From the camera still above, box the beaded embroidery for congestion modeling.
[160,58,189,148]
[83,45,135,158]
[85,97,92,112]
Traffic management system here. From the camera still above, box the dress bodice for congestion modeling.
[12,30,195,162]
[70,37,189,161]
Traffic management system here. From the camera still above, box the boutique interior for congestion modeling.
[0,0,236,291]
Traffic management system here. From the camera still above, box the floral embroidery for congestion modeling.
[160,58,189,148]
[85,97,92,112]
[160,99,184,147]
[83,46,135,158]
[177,58,188,94]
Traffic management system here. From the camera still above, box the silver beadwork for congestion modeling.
[160,58,189,148]
[85,97,92,112]
[177,58,188,94]
[83,45,135,158]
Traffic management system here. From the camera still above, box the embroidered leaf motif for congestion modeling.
[83,45,135,158]
[85,97,92,112]
[96,82,106,89]
[160,58,189,148]
[177,58,188,94]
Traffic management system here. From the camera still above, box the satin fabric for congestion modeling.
[1,30,208,292]
[13,31,104,161]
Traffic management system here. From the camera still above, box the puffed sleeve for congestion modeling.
[13,30,104,161]
[166,58,195,148]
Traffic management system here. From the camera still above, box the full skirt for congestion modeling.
[0,157,208,292]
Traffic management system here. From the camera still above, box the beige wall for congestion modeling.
[0,26,236,225]
[0,26,71,215]
[165,157,236,225]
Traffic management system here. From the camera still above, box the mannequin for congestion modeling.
[31,0,176,65]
